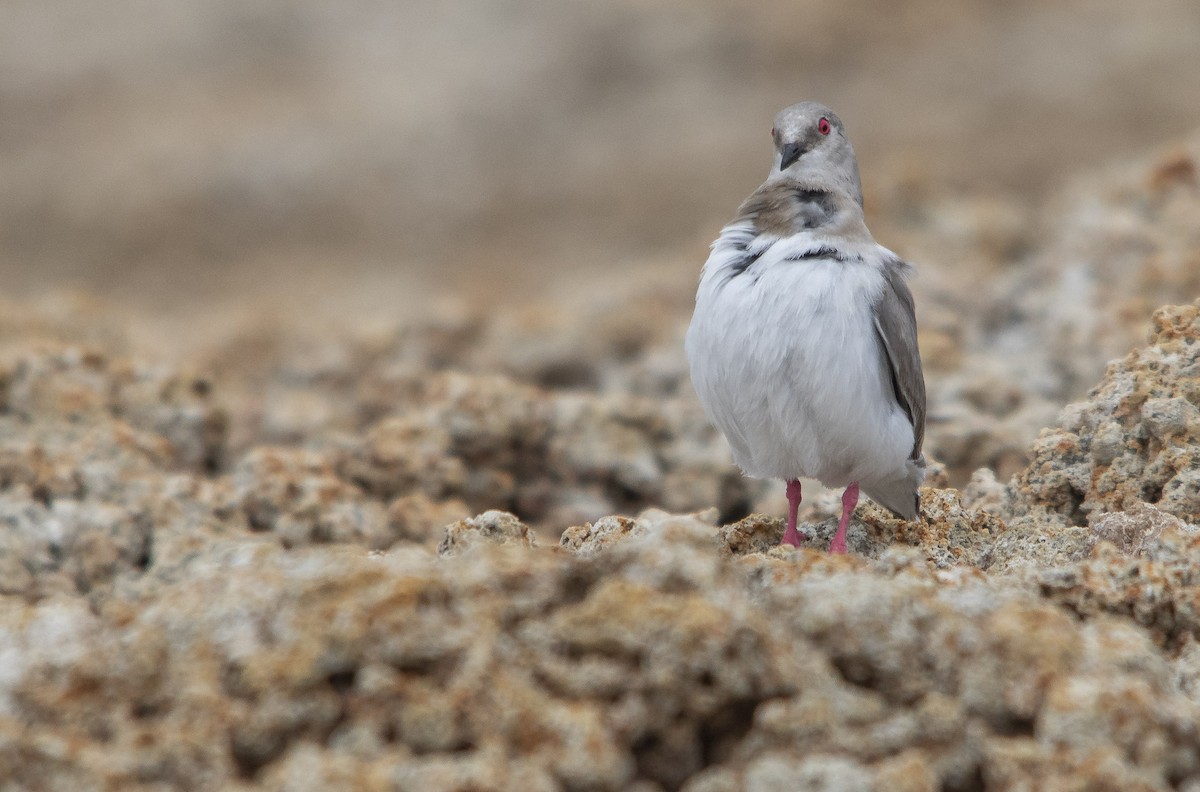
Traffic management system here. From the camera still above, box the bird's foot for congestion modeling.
[781,524,807,547]
[781,478,805,547]
[828,481,859,555]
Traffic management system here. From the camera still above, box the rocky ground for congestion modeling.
[1,128,1199,791]
[4,2,1200,789]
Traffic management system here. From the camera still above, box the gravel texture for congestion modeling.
[2,284,1199,789]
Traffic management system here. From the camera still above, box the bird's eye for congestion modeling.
[771,126,776,139]
[818,118,831,135]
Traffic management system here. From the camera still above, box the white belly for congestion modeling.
[686,254,915,489]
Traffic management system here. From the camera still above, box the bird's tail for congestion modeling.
[862,454,926,521]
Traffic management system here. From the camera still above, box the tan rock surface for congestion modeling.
[1007,301,1200,525]
[0,297,1199,790]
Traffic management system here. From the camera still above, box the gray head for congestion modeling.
[769,102,863,207]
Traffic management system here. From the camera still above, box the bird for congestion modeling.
[685,101,926,554]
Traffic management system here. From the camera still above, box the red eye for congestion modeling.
[818,118,831,135]
[771,126,776,139]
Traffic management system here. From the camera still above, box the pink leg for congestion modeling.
[829,481,859,554]
[781,479,806,547]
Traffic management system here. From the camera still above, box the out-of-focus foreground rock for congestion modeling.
[2,129,1200,790]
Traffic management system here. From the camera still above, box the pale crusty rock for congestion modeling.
[1,448,1199,791]
[1,344,226,472]
[742,754,872,792]
[0,347,231,601]
[1087,501,1198,556]
[961,467,1008,512]
[203,288,761,528]
[1177,638,1200,708]
[1006,301,1200,525]
[982,513,1092,575]
[385,493,471,546]
[232,446,392,550]
[1032,528,1200,652]
[259,745,392,792]
[718,489,1005,569]
[338,413,468,504]
[744,557,1200,790]
[870,749,940,792]
[559,514,645,555]
[854,488,1006,568]
[717,513,784,557]
[560,507,718,557]
[335,370,757,530]
[0,540,790,790]
[437,510,537,556]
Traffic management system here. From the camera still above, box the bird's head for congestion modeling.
[769,102,863,207]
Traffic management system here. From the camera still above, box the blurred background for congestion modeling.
[3,0,1199,340]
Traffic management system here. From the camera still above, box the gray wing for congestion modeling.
[872,260,926,460]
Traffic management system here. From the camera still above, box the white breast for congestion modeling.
[685,229,916,489]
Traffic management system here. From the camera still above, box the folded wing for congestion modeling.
[872,259,926,461]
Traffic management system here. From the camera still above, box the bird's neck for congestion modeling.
[736,179,870,241]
